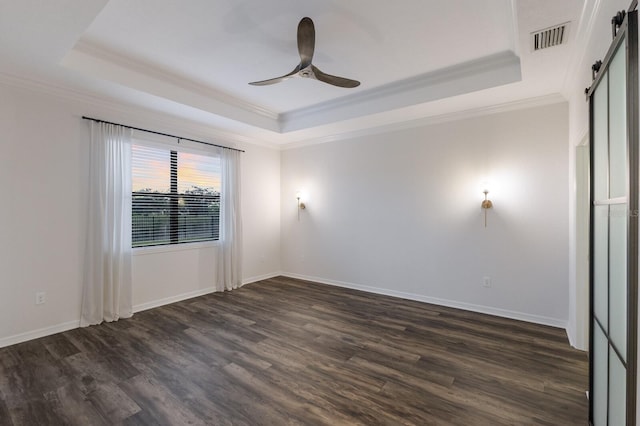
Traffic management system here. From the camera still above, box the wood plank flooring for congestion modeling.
[0,276,588,425]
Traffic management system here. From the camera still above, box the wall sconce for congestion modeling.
[296,192,306,221]
[481,190,493,227]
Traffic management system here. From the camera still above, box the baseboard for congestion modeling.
[281,272,568,329]
[566,320,577,349]
[0,271,565,348]
[0,320,80,349]
[133,287,218,313]
[0,271,284,349]
[133,271,283,313]
[242,271,282,285]
[0,291,221,348]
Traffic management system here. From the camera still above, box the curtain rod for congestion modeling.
[82,116,245,153]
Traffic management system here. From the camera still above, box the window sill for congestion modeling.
[132,240,219,256]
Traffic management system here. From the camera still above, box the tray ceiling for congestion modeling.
[0,0,585,145]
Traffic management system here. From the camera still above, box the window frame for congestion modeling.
[130,137,221,252]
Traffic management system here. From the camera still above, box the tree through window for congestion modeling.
[131,143,220,247]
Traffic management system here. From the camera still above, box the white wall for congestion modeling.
[0,81,281,347]
[0,84,89,344]
[281,103,570,326]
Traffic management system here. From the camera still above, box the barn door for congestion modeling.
[588,8,638,426]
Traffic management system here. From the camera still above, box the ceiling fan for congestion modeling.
[249,17,360,88]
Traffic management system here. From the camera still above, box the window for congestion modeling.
[131,143,221,248]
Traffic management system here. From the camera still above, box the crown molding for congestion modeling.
[0,71,276,150]
[278,50,522,132]
[279,93,566,150]
[63,40,281,131]
[62,40,523,136]
[0,70,566,152]
[72,39,278,120]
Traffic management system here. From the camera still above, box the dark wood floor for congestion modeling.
[0,276,588,425]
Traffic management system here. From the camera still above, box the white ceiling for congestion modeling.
[0,0,585,147]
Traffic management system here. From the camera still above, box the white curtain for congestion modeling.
[81,122,133,326]
[217,148,243,291]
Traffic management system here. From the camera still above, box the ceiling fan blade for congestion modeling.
[312,66,360,88]
[249,17,360,88]
[297,17,315,68]
[249,65,300,86]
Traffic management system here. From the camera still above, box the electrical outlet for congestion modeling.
[482,277,491,288]
[35,292,46,305]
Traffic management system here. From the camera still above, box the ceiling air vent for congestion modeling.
[531,22,570,52]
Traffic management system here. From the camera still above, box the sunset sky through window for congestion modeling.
[132,144,221,193]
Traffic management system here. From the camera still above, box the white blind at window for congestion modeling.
[132,143,221,247]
